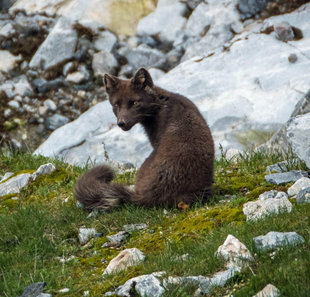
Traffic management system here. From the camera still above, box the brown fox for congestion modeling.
[74,68,214,210]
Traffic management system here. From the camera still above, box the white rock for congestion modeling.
[216,234,254,267]
[253,231,305,251]
[8,100,20,110]
[103,248,145,275]
[78,227,96,245]
[93,30,117,52]
[32,163,56,181]
[0,173,32,197]
[66,71,87,84]
[0,50,21,73]
[44,99,57,112]
[258,190,288,200]
[59,288,70,293]
[243,197,292,221]
[136,1,187,44]
[0,172,14,182]
[288,177,310,196]
[92,50,118,76]
[287,113,310,170]
[253,284,280,297]
[106,273,164,297]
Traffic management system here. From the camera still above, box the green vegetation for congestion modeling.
[0,149,309,296]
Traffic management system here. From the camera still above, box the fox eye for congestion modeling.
[133,101,139,106]
[113,102,119,108]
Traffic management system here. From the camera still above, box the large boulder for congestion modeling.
[10,0,156,36]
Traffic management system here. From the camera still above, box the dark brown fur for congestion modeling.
[74,68,214,209]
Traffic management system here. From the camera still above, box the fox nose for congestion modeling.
[117,121,126,128]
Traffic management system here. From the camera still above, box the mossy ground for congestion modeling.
[0,149,309,297]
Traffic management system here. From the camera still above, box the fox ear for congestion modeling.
[103,74,119,93]
[132,68,153,89]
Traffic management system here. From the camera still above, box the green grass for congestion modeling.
[0,149,309,297]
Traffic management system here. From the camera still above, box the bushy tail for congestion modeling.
[74,165,133,210]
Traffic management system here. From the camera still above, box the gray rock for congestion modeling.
[266,159,299,173]
[295,187,310,204]
[288,177,310,196]
[216,234,254,267]
[253,231,305,251]
[258,190,288,200]
[37,294,52,297]
[8,100,20,109]
[32,78,65,94]
[103,248,145,275]
[136,0,188,44]
[45,114,70,131]
[106,273,165,297]
[0,173,32,197]
[238,0,270,19]
[13,75,34,97]
[63,61,76,76]
[124,45,165,70]
[29,17,77,70]
[287,113,310,170]
[19,282,46,297]
[106,231,129,244]
[92,50,118,76]
[274,21,295,42]
[265,170,308,185]
[32,163,56,181]
[93,30,117,52]
[198,266,241,295]
[253,284,280,297]
[123,223,148,233]
[78,227,96,245]
[243,196,292,221]
[164,275,208,288]
[288,53,298,63]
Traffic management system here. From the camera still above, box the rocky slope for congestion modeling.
[0,0,310,167]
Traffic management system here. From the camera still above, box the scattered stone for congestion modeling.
[66,70,88,84]
[93,30,117,52]
[106,273,165,297]
[253,284,281,297]
[288,53,297,63]
[295,187,310,204]
[123,223,148,233]
[274,21,295,42]
[265,170,308,185]
[43,99,57,112]
[106,231,129,244]
[243,195,292,221]
[197,266,241,295]
[136,1,188,44]
[258,190,288,200]
[19,282,46,297]
[45,114,70,131]
[287,177,310,196]
[103,248,145,275]
[238,0,270,19]
[0,50,21,73]
[216,234,254,267]
[287,113,310,170]
[266,159,299,173]
[29,17,78,70]
[92,50,118,76]
[59,288,70,293]
[37,294,52,297]
[0,173,32,197]
[253,231,305,251]
[78,227,97,245]
[32,163,56,181]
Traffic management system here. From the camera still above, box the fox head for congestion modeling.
[104,68,160,131]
